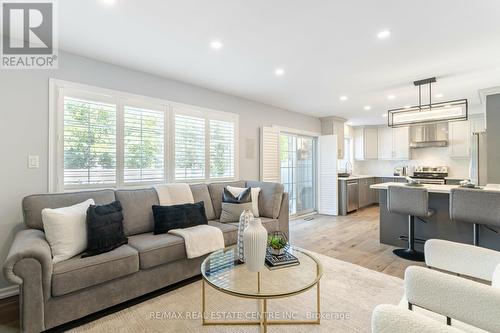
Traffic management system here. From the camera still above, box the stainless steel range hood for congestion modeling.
[409,122,449,148]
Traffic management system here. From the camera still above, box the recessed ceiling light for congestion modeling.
[382,113,388,117]
[210,40,223,50]
[339,96,348,101]
[435,93,443,98]
[377,30,391,39]
[274,68,285,76]
[363,106,371,111]
[387,94,395,100]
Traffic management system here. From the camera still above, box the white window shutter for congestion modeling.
[317,135,338,215]
[63,96,117,187]
[260,126,280,182]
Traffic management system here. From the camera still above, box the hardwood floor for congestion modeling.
[0,204,419,328]
[0,294,18,328]
[290,204,424,279]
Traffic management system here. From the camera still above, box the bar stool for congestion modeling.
[450,188,500,246]
[387,185,434,262]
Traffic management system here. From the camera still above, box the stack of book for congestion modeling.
[265,250,299,270]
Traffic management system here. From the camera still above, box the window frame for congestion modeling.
[49,79,239,192]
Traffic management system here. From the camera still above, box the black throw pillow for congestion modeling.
[222,187,251,203]
[83,201,128,258]
[152,201,208,235]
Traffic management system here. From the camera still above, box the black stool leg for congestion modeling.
[393,215,425,262]
[473,223,479,246]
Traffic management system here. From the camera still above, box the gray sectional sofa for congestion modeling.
[3,180,289,333]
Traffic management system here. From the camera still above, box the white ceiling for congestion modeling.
[58,0,500,125]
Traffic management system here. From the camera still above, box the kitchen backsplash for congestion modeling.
[352,147,471,179]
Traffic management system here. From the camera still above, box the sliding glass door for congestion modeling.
[280,133,316,216]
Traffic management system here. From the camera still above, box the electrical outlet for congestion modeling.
[28,155,39,169]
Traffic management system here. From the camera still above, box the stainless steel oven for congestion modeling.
[412,166,448,185]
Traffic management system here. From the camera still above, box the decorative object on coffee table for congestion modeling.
[201,246,323,332]
[267,231,289,256]
[243,218,267,272]
[265,250,299,270]
[237,209,254,262]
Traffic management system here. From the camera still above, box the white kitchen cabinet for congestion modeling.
[354,127,378,161]
[392,127,410,160]
[449,120,471,158]
[320,117,345,159]
[377,127,393,160]
[377,126,409,160]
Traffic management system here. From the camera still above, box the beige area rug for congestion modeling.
[67,252,403,333]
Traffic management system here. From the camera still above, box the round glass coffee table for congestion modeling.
[200,246,323,332]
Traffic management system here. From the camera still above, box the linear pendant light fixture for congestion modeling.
[388,77,468,127]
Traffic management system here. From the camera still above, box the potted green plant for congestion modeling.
[267,233,288,256]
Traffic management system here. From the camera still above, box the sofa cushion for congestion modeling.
[23,189,115,230]
[220,202,253,223]
[52,245,139,297]
[152,202,208,234]
[189,184,215,220]
[115,188,159,236]
[229,217,279,234]
[83,201,128,257]
[127,233,186,269]
[246,181,284,219]
[208,181,246,219]
[208,221,239,246]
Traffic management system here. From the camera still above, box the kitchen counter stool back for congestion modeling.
[450,188,500,246]
[387,185,434,261]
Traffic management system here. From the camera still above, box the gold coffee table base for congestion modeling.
[202,271,321,333]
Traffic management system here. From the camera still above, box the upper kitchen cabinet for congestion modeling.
[320,116,346,159]
[377,126,410,160]
[392,127,410,160]
[354,127,378,160]
[449,120,471,158]
[377,127,392,159]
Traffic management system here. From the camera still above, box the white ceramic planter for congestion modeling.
[243,218,268,272]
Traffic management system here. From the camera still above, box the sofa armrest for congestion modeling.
[425,239,500,281]
[405,266,500,333]
[4,229,53,300]
[278,192,289,238]
[372,304,464,333]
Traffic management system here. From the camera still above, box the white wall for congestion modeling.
[354,147,470,178]
[0,51,320,289]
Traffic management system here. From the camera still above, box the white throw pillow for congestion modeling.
[42,199,94,264]
[227,186,261,217]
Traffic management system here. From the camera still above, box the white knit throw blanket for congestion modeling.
[154,183,194,206]
[169,225,224,258]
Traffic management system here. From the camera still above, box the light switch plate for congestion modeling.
[28,155,39,169]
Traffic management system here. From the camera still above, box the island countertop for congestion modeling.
[371,182,500,194]
[370,182,460,194]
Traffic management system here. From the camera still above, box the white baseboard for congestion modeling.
[0,285,19,299]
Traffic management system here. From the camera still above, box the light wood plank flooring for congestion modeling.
[0,204,419,327]
[290,205,424,279]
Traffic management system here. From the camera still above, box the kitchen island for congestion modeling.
[371,182,500,252]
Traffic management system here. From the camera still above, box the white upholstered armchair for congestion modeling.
[372,239,500,333]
